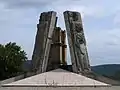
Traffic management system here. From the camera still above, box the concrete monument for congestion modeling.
[47,27,67,71]
[31,11,57,73]
[1,11,120,90]
[64,11,91,73]
[32,11,67,73]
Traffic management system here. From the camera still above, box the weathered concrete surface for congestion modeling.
[64,11,91,73]
[31,11,57,73]
[61,30,67,65]
[1,69,113,90]
[0,72,37,87]
[47,27,61,71]
[46,27,67,71]
[2,69,109,87]
[4,86,120,90]
[1,86,117,90]
[0,75,24,86]
[1,69,120,90]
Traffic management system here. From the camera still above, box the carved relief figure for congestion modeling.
[74,30,90,71]
[74,31,84,71]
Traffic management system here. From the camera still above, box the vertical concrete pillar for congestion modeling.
[64,11,91,73]
[31,11,57,73]
[47,27,61,71]
[61,30,67,65]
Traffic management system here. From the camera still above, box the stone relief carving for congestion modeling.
[75,23,83,32]
[72,12,78,21]
[64,11,91,73]
[74,29,90,71]
[74,31,85,71]
[68,12,78,21]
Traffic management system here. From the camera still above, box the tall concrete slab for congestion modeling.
[61,30,67,65]
[47,27,61,71]
[47,27,67,71]
[31,11,57,73]
[64,11,91,73]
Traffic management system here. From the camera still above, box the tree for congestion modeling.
[0,42,27,80]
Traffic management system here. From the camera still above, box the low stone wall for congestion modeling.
[0,71,36,87]
[0,75,25,86]
[1,86,119,90]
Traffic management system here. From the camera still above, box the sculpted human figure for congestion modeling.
[74,31,88,71]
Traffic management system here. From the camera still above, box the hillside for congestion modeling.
[92,64,120,76]
[92,64,120,81]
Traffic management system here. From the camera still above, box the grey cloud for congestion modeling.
[0,0,56,9]
[0,0,81,9]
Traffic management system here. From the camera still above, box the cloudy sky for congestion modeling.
[0,0,120,66]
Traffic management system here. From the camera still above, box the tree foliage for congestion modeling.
[0,42,27,80]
